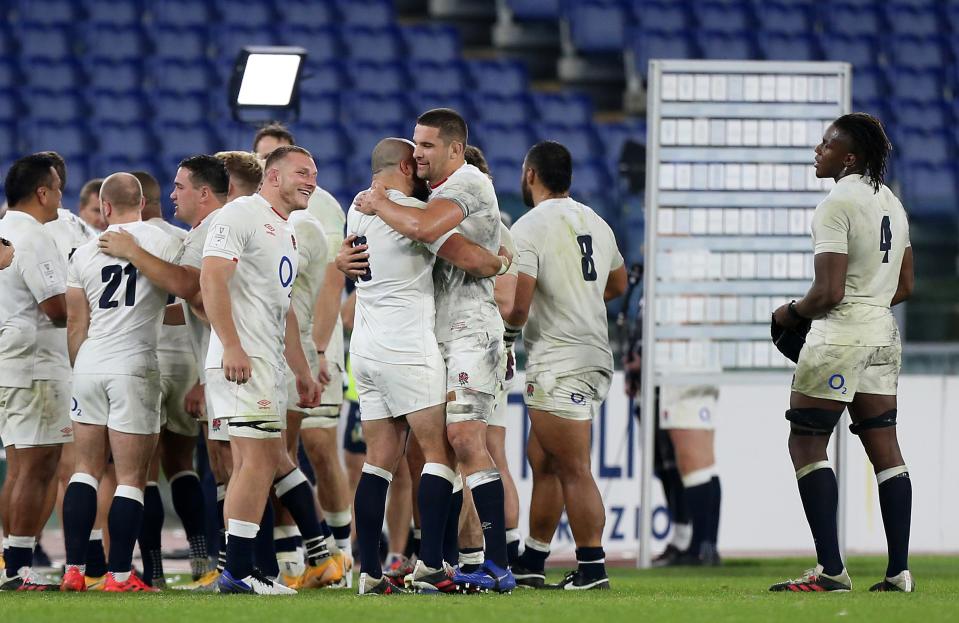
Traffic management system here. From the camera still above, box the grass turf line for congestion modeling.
[1,556,957,623]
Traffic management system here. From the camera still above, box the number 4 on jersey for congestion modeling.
[879,215,892,263]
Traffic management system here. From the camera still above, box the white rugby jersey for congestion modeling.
[429,163,503,342]
[177,209,219,382]
[499,223,519,278]
[810,174,911,346]
[68,221,181,376]
[511,197,624,376]
[35,208,96,382]
[288,210,328,347]
[202,194,297,370]
[307,187,346,367]
[0,210,67,387]
[146,217,194,361]
[347,189,441,364]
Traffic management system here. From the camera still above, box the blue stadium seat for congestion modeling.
[891,100,948,131]
[85,0,144,26]
[21,59,84,89]
[401,25,461,64]
[151,26,210,62]
[90,155,161,180]
[886,35,946,70]
[851,66,885,101]
[85,25,149,61]
[275,0,338,27]
[696,31,756,60]
[87,90,148,124]
[315,160,351,197]
[472,122,536,162]
[819,34,878,67]
[469,93,531,125]
[155,122,218,161]
[0,89,18,123]
[408,94,474,121]
[343,26,404,63]
[340,92,409,126]
[0,27,13,58]
[883,2,940,36]
[948,2,959,33]
[596,120,646,167]
[300,60,347,96]
[531,92,593,125]
[886,67,944,103]
[280,25,340,64]
[694,1,753,33]
[533,123,602,161]
[758,32,819,61]
[0,123,16,160]
[467,60,528,97]
[631,29,697,78]
[896,129,951,166]
[85,59,142,91]
[148,0,213,28]
[153,91,209,124]
[822,4,881,36]
[214,0,275,28]
[336,0,394,28]
[150,60,215,93]
[851,97,889,122]
[899,164,957,215]
[297,93,340,126]
[410,61,470,97]
[291,123,349,163]
[0,60,18,90]
[755,1,813,35]
[631,1,688,31]
[506,0,562,20]
[94,122,154,159]
[16,0,78,25]
[17,25,72,60]
[487,157,524,195]
[26,89,85,122]
[346,122,406,184]
[213,26,280,63]
[564,1,628,53]
[24,121,88,158]
[570,159,614,204]
[346,61,408,95]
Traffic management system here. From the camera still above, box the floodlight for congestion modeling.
[229,46,307,123]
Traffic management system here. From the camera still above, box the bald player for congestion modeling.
[60,173,183,592]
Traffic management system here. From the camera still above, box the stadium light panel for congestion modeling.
[229,46,307,122]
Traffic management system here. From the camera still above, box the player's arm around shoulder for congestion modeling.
[99,225,199,301]
[356,181,464,244]
[434,232,509,278]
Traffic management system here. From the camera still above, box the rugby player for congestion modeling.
[0,239,12,270]
[506,141,627,590]
[769,113,914,593]
[77,178,106,233]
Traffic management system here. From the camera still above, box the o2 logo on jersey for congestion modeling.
[699,406,711,422]
[278,256,294,288]
[828,374,847,395]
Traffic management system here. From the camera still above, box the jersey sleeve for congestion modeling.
[511,214,541,279]
[425,226,459,255]
[203,208,255,262]
[66,249,83,289]
[499,224,520,277]
[811,198,850,255]
[21,236,67,302]
[431,173,482,219]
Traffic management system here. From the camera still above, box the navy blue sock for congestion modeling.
[216,489,227,572]
[254,499,278,577]
[878,468,912,577]
[107,488,145,574]
[4,538,34,573]
[63,476,99,567]
[576,546,606,581]
[137,484,165,585]
[170,472,208,567]
[86,534,107,577]
[319,519,333,539]
[684,480,713,555]
[797,465,843,576]
[417,469,453,569]
[443,489,463,566]
[275,470,329,566]
[225,519,259,580]
[468,472,508,568]
[518,539,549,573]
[507,533,521,567]
[354,467,391,578]
[709,476,722,544]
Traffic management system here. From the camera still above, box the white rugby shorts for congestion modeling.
[440,331,503,424]
[206,356,287,439]
[72,372,163,435]
[0,380,73,447]
[792,328,901,403]
[658,385,718,431]
[159,356,199,437]
[524,369,611,421]
[352,352,446,421]
[286,350,343,428]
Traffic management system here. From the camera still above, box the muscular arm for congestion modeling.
[65,287,89,366]
[794,252,848,319]
[199,257,240,349]
[341,290,356,332]
[164,303,185,326]
[494,273,517,319]
[605,264,628,302]
[365,190,465,244]
[38,293,68,328]
[891,247,914,306]
[504,273,536,328]
[99,231,200,300]
[313,262,344,352]
[435,233,506,278]
[284,308,311,379]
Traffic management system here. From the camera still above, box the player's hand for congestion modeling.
[0,238,14,270]
[498,245,513,267]
[355,181,387,215]
[316,352,332,387]
[97,229,139,260]
[336,235,369,280]
[222,344,252,384]
[773,303,798,330]
[296,374,321,408]
[505,346,515,382]
[184,382,206,419]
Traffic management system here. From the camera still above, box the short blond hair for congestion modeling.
[215,151,264,196]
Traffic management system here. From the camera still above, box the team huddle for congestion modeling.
[0,107,627,595]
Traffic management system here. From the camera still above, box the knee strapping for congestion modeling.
[849,409,897,435]
[786,408,843,436]
[446,389,495,419]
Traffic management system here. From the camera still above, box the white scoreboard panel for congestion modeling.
[638,60,851,567]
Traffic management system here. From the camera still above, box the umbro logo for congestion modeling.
[257,399,271,409]
[264,224,276,237]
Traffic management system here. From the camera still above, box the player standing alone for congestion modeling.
[769,113,914,593]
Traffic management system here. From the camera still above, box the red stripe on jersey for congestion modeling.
[429,175,450,190]
[271,206,288,221]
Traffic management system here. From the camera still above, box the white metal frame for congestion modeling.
[639,59,852,568]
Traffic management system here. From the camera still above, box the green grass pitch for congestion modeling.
[2,556,957,623]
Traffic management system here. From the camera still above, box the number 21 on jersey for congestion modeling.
[99,263,137,309]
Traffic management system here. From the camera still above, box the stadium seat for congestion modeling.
[531,92,593,125]
[280,25,340,64]
[469,93,532,125]
[85,0,144,27]
[819,34,879,67]
[758,32,819,61]
[694,1,753,34]
[0,120,16,154]
[155,122,219,162]
[148,0,213,28]
[300,60,347,96]
[896,129,951,167]
[21,59,84,89]
[0,89,18,123]
[410,61,470,97]
[891,100,948,131]
[26,89,85,122]
[472,122,536,163]
[343,26,404,63]
[213,26,280,64]
[886,35,946,70]
[336,0,395,28]
[821,4,881,36]
[214,0,275,28]
[505,0,562,20]
[291,123,349,163]
[345,61,409,95]
[347,122,407,167]
[570,158,614,203]
[24,120,89,158]
[401,25,461,64]
[850,97,889,122]
[151,26,210,62]
[563,1,629,54]
[93,122,155,159]
[315,160,352,197]
[15,0,78,25]
[149,60,215,93]
[17,25,72,60]
[0,27,14,58]
[886,67,944,103]
[851,66,886,102]
[85,25,149,61]
[87,90,148,124]
[696,31,756,60]
[153,91,210,125]
[297,93,340,127]
[533,123,602,161]
[487,157,524,195]
[596,119,646,169]
[275,0,338,27]
[0,60,18,90]
[90,155,161,180]
[467,60,528,97]
[85,59,142,91]
[408,93,475,121]
[899,164,957,215]
[755,1,813,35]
[340,92,409,126]
[631,0,689,31]
[883,2,940,36]
[630,29,697,78]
